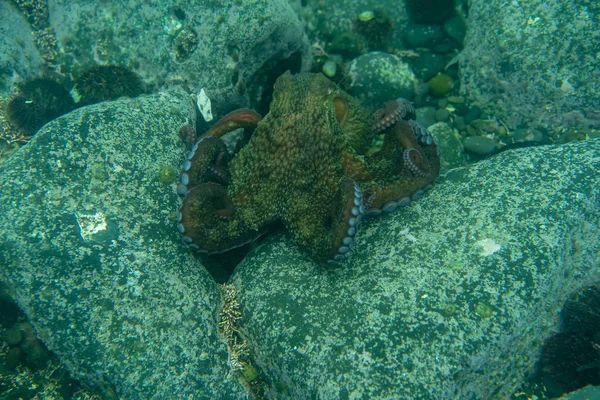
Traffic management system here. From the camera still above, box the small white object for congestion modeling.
[76,212,107,242]
[475,238,501,256]
[197,88,213,122]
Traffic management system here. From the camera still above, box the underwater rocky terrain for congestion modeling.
[1,0,599,399]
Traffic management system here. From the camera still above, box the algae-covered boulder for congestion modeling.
[460,0,600,129]
[232,139,600,398]
[0,2,45,94]
[0,92,246,398]
[26,0,311,114]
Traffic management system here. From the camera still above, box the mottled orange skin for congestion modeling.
[179,72,440,262]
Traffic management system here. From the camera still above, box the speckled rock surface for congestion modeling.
[300,0,409,51]
[41,0,310,114]
[346,51,417,111]
[0,2,45,95]
[232,139,600,398]
[428,121,466,171]
[460,0,600,129]
[0,92,246,398]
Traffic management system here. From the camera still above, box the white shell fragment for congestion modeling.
[76,212,108,242]
[196,88,213,122]
[475,238,501,256]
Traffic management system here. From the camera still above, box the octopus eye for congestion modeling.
[334,96,349,125]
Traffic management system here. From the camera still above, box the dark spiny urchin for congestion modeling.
[6,78,75,136]
[73,65,145,105]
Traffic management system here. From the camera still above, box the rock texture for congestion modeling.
[0,91,246,398]
[4,0,310,114]
[460,0,600,129]
[232,139,600,398]
[1,78,599,399]
[0,2,45,94]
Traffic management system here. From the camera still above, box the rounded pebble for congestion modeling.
[463,136,497,156]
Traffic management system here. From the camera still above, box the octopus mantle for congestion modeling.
[176,72,440,263]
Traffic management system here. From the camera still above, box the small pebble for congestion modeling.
[435,108,450,122]
[322,60,337,78]
[453,115,466,131]
[463,136,497,156]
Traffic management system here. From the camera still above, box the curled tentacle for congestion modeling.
[373,98,416,134]
[285,179,365,263]
[178,120,197,147]
[202,108,261,142]
[177,183,265,253]
[177,109,263,196]
[403,148,430,177]
[177,136,231,196]
[325,180,366,263]
[362,118,440,212]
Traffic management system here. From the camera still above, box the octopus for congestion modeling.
[176,72,440,263]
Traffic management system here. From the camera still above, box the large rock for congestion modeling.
[460,0,600,129]
[231,139,600,398]
[0,2,45,94]
[0,91,246,398]
[4,0,311,113]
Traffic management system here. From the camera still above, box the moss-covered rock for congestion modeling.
[460,0,600,129]
[0,91,247,398]
[347,51,417,111]
[428,73,454,97]
[231,139,600,398]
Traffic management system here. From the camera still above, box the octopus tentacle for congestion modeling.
[177,183,266,253]
[326,180,366,263]
[177,136,231,196]
[403,148,429,177]
[285,179,365,263]
[202,108,261,142]
[373,98,416,134]
[177,109,263,196]
[175,73,441,265]
[178,120,197,147]
[362,118,440,212]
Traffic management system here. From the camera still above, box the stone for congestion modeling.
[428,73,454,97]
[0,91,246,398]
[407,51,447,81]
[347,52,417,111]
[428,122,466,171]
[403,23,444,48]
[460,0,600,129]
[443,15,467,44]
[463,135,497,156]
[231,139,600,399]
[6,0,311,115]
[0,2,45,94]
[415,106,437,128]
